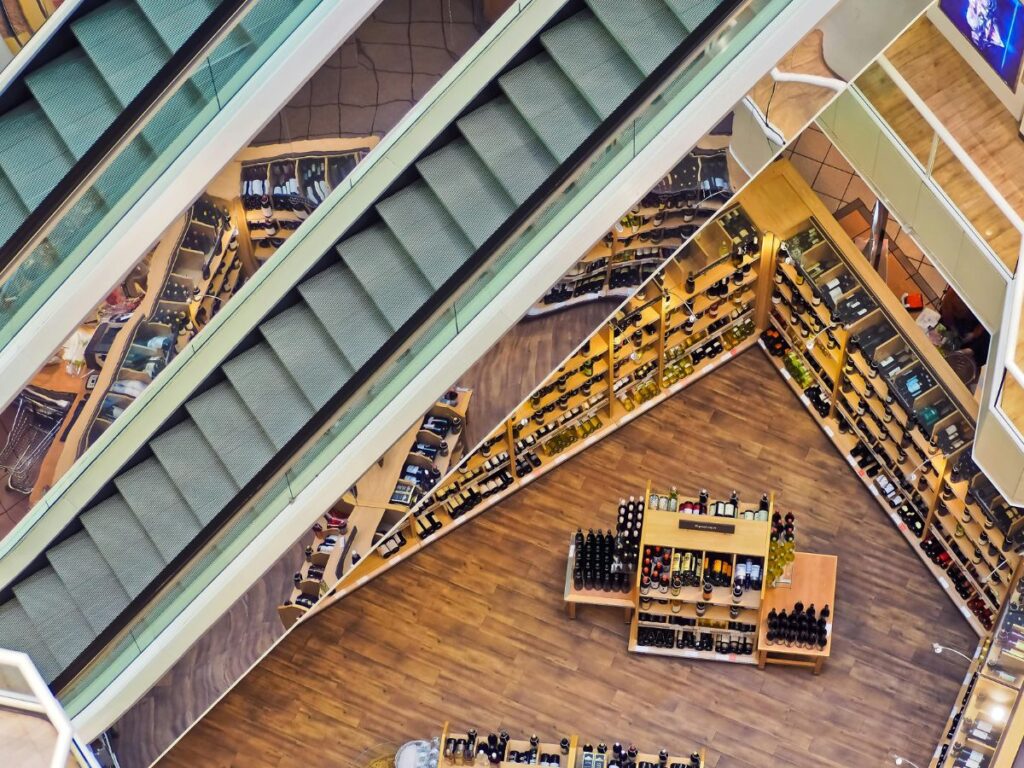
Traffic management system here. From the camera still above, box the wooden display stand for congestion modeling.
[627,484,771,665]
[563,533,633,622]
[438,722,704,767]
[756,552,837,674]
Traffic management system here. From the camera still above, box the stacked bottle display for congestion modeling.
[766,511,795,586]
[572,497,643,593]
[579,742,702,768]
[443,730,569,765]
[763,602,829,650]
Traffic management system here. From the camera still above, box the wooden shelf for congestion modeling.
[756,553,837,671]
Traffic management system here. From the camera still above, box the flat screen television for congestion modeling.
[939,0,1024,89]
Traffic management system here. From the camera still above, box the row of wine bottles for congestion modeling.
[647,488,771,521]
[637,625,754,656]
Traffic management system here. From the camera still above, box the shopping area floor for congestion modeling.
[157,348,975,768]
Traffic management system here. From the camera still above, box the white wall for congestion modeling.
[925,4,1024,120]
[819,0,931,79]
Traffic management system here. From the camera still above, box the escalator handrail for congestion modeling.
[0,0,259,285]
[50,0,748,694]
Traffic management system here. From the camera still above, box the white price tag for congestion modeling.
[869,485,880,497]
[781,369,792,380]
[823,426,834,437]
[938,576,949,589]
[799,395,811,406]
[960,605,971,618]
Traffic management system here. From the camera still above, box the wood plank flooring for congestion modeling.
[857,17,1024,273]
[156,349,977,768]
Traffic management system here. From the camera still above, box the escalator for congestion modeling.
[0,0,759,691]
[0,0,349,382]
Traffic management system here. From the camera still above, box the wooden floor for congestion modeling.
[457,299,620,448]
[858,17,1023,273]
[157,349,977,768]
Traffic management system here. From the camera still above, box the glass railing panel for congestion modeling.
[0,0,327,354]
[854,63,1021,275]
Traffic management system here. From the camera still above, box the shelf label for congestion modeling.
[781,369,792,380]
[959,605,971,618]
[728,653,737,662]
[938,576,949,589]
[897,521,907,533]
[799,395,811,406]
[823,426,834,438]
[679,519,736,534]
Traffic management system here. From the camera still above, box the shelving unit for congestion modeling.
[932,565,1024,767]
[437,722,704,767]
[746,160,1018,636]
[532,146,736,317]
[313,201,770,610]
[627,484,771,665]
[236,139,372,265]
[277,390,471,628]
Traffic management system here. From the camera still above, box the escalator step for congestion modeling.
[541,10,643,119]
[261,301,355,409]
[47,531,131,634]
[664,0,722,32]
[114,458,203,562]
[499,52,600,163]
[25,48,121,159]
[0,600,62,682]
[150,419,239,524]
[0,171,29,243]
[457,97,557,206]
[184,380,276,486]
[90,136,156,206]
[72,0,171,106]
[222,342,314,450]
[375,180,474,290]
[586,0,687,75]
[134,0,219,51]
[416,137,515,249]
[0,103,75,209]
[12,568,95,668]
[297,262,394,370]
[336,225,432,331]
[81,495,167,598]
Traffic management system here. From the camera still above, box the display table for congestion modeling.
[756,552,837,674]
[562,535,633,622]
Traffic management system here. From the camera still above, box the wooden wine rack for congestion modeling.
[627,483,772,665]
[747,160,1023,637]
[437,722,705,767]
[309,201,771,612]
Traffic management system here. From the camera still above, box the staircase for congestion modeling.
[0,0,736,686]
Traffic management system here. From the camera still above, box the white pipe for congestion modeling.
[770,66,846,91]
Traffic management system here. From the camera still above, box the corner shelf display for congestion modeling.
[533,148,734,316]
[628,484,771,664]
[74,196,239,453]
[437,722,704,768]
[276,389,471,628]
[240,147,369,264]
[746,160,1013,636]
[933,567,1024,767]
[361,203,769,582]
